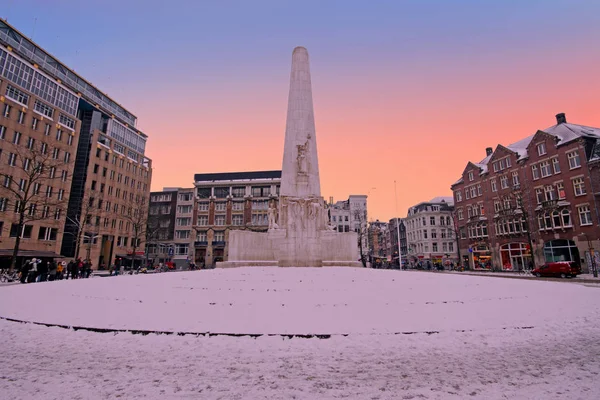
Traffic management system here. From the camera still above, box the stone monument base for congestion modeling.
[216,229,362,268]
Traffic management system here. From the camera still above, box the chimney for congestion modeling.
[556,113,567,124]
[486,147,493,157]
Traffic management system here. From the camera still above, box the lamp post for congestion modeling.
[394,181,402,270]
[579,233,597,278]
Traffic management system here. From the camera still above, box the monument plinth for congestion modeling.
[218,47,360,268]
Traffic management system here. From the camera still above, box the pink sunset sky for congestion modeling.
[4,1,600,221]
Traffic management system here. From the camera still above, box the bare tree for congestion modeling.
[448,209,463,268]
[353,207,369,268]
[64,192,101,261]
[122,195,150,269]
[0,142,70,271]
[144,212,162,267]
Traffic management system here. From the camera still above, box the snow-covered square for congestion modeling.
[1,268,600,399]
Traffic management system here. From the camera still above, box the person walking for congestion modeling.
[20,260,30,284]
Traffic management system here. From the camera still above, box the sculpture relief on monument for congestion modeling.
[217,47,361,268]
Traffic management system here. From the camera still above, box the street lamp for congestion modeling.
[579,233,597,278]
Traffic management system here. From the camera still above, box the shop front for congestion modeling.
[500,243,531,271]
[543,239,580,263]
[471,245,492,270]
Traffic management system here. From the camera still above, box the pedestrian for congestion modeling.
[48,261,57,281]
[28,259,38,283]
[20,260,30,284]
[38,260,49,282]
[56,262,64,280]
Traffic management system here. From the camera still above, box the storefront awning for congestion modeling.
[0,249,64,258]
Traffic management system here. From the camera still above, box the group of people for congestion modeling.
[19,258,93,284]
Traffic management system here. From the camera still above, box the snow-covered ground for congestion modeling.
[1,268,600,399]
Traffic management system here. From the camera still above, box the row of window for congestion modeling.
[406,215,452,230]
[409,241,455,253]
[197,186,280,199]
[457,150,583,202]
[0,199,63,219]
[0,222,58,240]
[94,149,149,178]
[407,228,454,242]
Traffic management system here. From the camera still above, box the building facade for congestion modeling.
[451,113,600,272]
[388,217,408,266]
[328,194,368,259]
[0,20,152,269]
[193,171,281,267]
[405,197,458,267]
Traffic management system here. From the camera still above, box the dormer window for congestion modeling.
[468,171,474,181]
[537,143,547,156]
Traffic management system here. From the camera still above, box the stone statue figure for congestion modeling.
[296,141,308,175]
[268,203,278,229]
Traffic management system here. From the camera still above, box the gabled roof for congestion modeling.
[505,135,534,160]
[541,123,600,146]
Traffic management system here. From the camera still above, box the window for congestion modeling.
[512,172,519,186]
[31,118,38,130]
[494,201,501,213]
[457,209,463,220]
[7,152,16,166]
[44,124,50,136]
[59,114,75,130]
[232,201,244,211]
[3,104,11,118]
[537,143,546,156]
[455,191,462,202]
[12,131,21,145]
[561,209,571,227]
[0,125,5,139]
[5,85,29,106]
[544,185,557,201]
[578,205,592,226]
[197,188,211,198]
[177,205,193,214]
[214,187,230,198]
[432,243,438,252]
[38,227,58,241]
[40,142,47,154]
[531,165,539,180]
[251,186,270,197]
[214,231,225,242]
[9,224,33,238]
[232,215,244,225]
[430,217,435,225]
[34,100,54,118]
[178,192,193,202]
[197,216,208,226]
[63,152,70,163]
[56,129,63,141]
[500,175,508,189]
[557,182,566,199]
[573,177,586,196]
[540,161,552,178]
[468,171,474,181]
[491,180,497,192]
[175,230,190,239]
[215,202,227,212]
[567,151,581,169]
[215,215,225,226]
[17,110,25,124]
[477,184,482,196]
[52,148,59,159]
[552,158,561,174]
[535,188,544,204]
[232,186,246,198]
[0,197,7,212]
[431,229,437,239]
[198,202,209,211]
[196,231,208,242]
[175,244,189,255]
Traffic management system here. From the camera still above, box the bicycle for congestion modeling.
[517,268,533,277]
[0,269,20,283]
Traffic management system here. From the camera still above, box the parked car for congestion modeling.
[532,261,581,278]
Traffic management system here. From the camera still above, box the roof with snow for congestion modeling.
[541,122,600,146]
[430,196,454,204]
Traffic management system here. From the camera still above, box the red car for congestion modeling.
[532,261,581,278]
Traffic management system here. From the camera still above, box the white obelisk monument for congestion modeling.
[218,47,360,268]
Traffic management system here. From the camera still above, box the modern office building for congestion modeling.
[0,19,152,269]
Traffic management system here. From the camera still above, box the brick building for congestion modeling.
[193,171,281,267]
[451,113,600,272]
